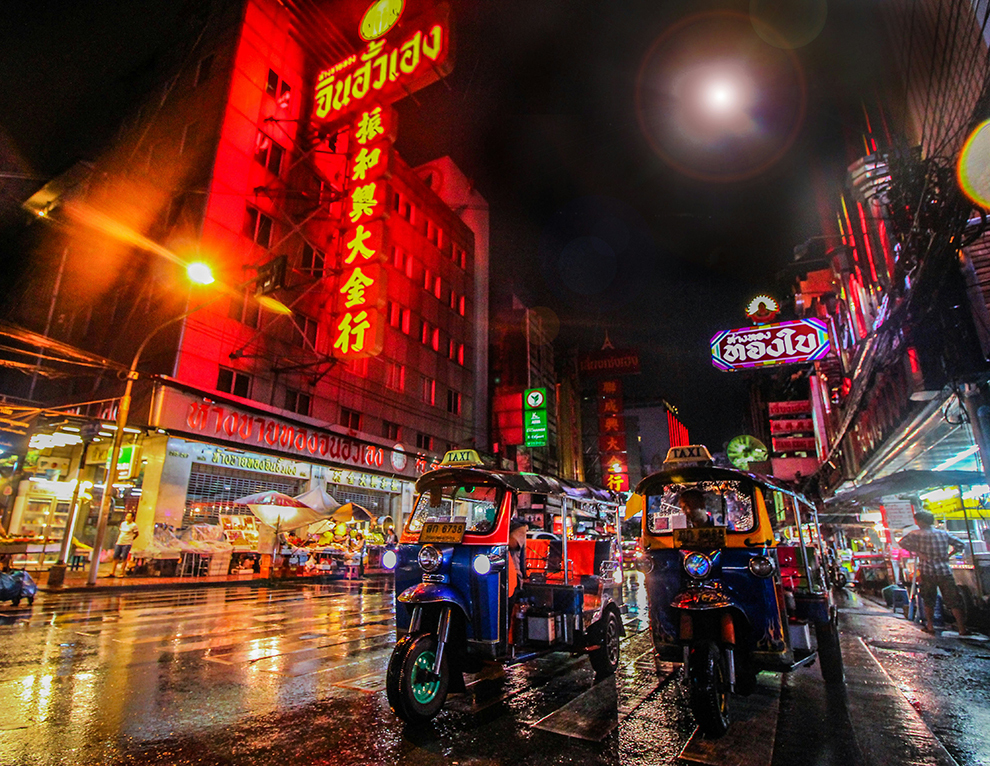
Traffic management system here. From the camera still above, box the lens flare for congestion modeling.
[958,119,990,209]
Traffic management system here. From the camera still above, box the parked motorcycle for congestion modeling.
[0,570,37,607]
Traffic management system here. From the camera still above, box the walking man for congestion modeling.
[898,510,969,636]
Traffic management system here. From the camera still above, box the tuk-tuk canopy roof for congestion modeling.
[634,464,797,500]
[415,466,618,504]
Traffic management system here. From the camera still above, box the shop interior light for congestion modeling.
[61,426,81,432]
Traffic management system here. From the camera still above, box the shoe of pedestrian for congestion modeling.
[921,626,937,635]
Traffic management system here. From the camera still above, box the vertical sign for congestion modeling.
[598,379,628,492]
[331,104,397,359]
[523,388,548,448]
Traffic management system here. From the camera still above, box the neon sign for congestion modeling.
[315,7,451,126]
[711,318,831,371]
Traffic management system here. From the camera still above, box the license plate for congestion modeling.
[419,521,466,544]
[673,526,727,549]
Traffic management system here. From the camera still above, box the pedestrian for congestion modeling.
[507,517,529,642]
[898,510,969,636]
[109,511,139,578]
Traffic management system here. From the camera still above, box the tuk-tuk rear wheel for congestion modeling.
[395,633,450,723]
[688,640,730,738]
[589,610,622,678]
[815,616,844,685]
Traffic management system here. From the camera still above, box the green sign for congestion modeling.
[524,388,547,410]
[524,406,548,447]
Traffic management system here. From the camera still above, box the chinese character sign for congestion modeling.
[597,379,628,493]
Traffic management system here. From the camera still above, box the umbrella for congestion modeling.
[294,486,340,514]
[333,502,375,523]
[233,490,326,531]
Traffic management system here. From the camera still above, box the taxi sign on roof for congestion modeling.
[440,449,484,467]
[663,445,714,466]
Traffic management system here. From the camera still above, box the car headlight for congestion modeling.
[635,554,654,573]
[418,545,442,573]
[748,555,774,578]
[381,549,397,570]
[683,551,712,579]
[472,554,492,575]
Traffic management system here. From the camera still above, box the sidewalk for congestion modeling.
[34,567,387,593]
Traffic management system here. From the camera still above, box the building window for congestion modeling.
[345,357,369,377]
[294,314,318,348]
[431,327,440,352]
[388,301,401,328]
[448,339,457,361]
[244,206,273,248]
[285,389,311,416]
[449,290,458,311]
[383,420,401,441]
[420,320,430,345]
[446,389,461,415]
[458,295,466,316]
[433,276,442,300]
[255,132,284,176]
[405,255,415,279]
[416,432,433,451]
[266,68,280,96]
[301,243,325,277]
[421,376,435,405]
[217,367,251,398]
[228,291,260,328]
[426,219,443,247]
[340,407,362,431]
[277,80,291,108]
[423,268,432,292]
[392,245,405,270]
[180,122,200,155]
[386,361,406,391]
[401,308,411,334]
[453,247,468,270]
[195,54,215,87]
[457,342,465,366]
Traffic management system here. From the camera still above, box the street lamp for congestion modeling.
[86,262,214,586]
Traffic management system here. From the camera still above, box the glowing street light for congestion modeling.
[186,261,215,285]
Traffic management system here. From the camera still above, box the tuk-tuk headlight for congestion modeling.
[635,554,654,573]
[683,552,712,579]
[418,545,442,573]
[472,554,492,575]
[381,549,397,570]
[748,555,775,578]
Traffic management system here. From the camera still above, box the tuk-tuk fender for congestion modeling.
[398,581,471,619]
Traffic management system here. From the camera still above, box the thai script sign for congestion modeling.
[152,386,423,478]
[314,6,452,127]
[711,319,830,372]
[579,348,641,378]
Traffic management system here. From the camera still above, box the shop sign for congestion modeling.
[604,472,629,493]
[768,400,812,417]
[599,433,627,453]
[523,387,548,448]
[314,6,452,127]
[771,436,817,453]
[205,447,310,478]
[153,386,422,477]
[579,348,641,378]
[769,418,814,435]
[326,466,405,493]
[711,318,830,372]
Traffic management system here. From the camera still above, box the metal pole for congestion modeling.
[957,485,982,599]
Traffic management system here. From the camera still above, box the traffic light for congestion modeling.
[256,254,287,296]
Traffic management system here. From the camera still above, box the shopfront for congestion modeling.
[124,381,424,575]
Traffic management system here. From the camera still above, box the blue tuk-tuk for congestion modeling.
[384,449,625,723]
[629,445,842,737]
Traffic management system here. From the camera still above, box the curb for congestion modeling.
[38,571,393,595]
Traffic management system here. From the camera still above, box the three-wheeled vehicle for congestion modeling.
[630,445,842,737]
[384,449,625,723]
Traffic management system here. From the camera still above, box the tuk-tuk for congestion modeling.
[384,449,625,723]
[630,445,843,737]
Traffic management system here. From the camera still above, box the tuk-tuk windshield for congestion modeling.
[646,480,756,534]
[408,483,504,535]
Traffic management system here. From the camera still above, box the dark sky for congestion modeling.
[0,0,881,450]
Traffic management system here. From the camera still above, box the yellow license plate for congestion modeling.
[419,521,466,544]
[673,526,727,549]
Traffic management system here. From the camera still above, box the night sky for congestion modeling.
[0,0,882,450]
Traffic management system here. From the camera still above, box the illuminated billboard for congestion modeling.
[711,318,830,372]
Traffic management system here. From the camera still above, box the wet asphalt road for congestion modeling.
[0,575,986,766]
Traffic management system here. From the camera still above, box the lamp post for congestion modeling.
[86,263,215,586]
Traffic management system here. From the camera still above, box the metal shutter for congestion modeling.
[184,463,307,527]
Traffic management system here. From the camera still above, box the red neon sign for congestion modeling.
[314,8,452,127]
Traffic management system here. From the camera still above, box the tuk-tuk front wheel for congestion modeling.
[688,640,730,738]
[589,610,622,678]
[390,633,450,723]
